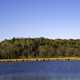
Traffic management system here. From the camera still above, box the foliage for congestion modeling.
[0,38,80,59]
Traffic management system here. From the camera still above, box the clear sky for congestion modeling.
[0,0,80,40]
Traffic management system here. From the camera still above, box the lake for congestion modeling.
[0,61,80,80]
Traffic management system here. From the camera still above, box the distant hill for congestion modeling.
[0,37,80,59]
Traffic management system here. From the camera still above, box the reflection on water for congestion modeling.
[0,74,80,80]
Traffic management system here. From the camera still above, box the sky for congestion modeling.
[0,0,80,40]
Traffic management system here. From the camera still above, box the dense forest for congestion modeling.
[0,37,80,59]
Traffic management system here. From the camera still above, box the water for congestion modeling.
[0,61,80,80]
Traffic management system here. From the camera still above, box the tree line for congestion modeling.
[0,37,80,59]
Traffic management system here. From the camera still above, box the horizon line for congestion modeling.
[0,36,80,42]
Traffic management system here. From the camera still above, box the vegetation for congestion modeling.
[0,37,80,59]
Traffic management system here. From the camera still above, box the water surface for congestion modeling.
[0,61,80,80]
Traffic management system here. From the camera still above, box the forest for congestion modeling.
[0,37,80,59]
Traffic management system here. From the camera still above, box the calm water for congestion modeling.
[0,61,80,80]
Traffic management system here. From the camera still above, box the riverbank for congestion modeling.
[0,57,80,63]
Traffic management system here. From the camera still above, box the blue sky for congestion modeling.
[0,0,80,40]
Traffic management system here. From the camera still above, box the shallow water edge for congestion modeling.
[0,57,80,63]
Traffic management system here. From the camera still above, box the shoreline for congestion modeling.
[0,57,80,63]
